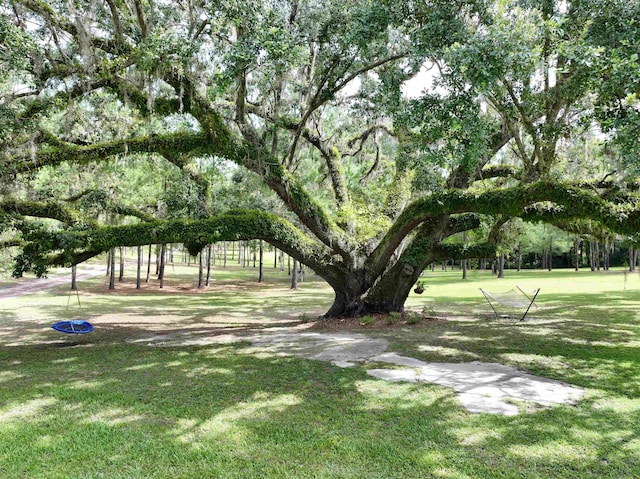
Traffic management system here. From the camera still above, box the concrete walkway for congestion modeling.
[143,329,584,416]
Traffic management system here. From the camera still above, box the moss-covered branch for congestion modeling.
[1,132,209,178]
[369,180,640,274]
[16,210,348,288]
[245,103,351,209]
[0,198,93,226]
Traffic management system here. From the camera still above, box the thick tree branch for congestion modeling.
[0,198,92,226]
[18,210,348,288]
[368,180,640,275]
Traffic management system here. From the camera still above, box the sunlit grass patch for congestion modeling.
[0,267,639,477]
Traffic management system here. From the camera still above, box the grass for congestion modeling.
[1,262,639,478]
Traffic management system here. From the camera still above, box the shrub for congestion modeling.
[386,311,401,325]
[360,315,374,326]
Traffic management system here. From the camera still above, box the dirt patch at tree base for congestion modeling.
[308,313,447,331]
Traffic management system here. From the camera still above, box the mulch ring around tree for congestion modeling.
[308,312,446,331]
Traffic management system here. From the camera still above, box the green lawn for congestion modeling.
[1,264,639,478]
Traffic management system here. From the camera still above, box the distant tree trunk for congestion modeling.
[71,264,77,291]
[198,248,204,289]
[146,244,152,282]
[206,244,212,286]
[515,247,521,272]
[431,261,436,271]
[491,260,497,275]
[159,244,166,288]
[258,240,264,283]
[596,241,601,271]
[603,238,611,271]
[274,247,278,269]
[291,258,298,289]
[574,237,580,271]
[279,250,284,271]
[136,245,142,289]
[288,255,291,275]
[106,249,111,276]
[109,248,116,290]
[497,252,505,278]
[462,257,467,280]
[119,246,125,281]
[156,247,161,274]
[252,246,256,268]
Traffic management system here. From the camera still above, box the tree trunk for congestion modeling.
[574,237,580,271]
[119,246,124,281]
[71,264,77,291]
[258,240,264,283]
[146,244,152,282]
[291,258,298,289]
[497,252,505,278]
[159,244,166,288]
[108,247,116,290]
[198,248,204,289]
[462,257,467,280]
[279,250,284,271]
[206,244,212,286]
[136,245,141,289]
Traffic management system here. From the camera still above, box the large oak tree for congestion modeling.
[1,0,639,316]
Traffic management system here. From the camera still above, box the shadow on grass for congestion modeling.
[0,342,638,478]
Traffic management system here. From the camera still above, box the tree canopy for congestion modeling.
[1,0,639,316]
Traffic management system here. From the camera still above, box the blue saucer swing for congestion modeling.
[52,320,94,334]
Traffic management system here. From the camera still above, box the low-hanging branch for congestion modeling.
[16,209,348,288]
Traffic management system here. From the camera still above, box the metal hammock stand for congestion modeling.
[480,286,540,321]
